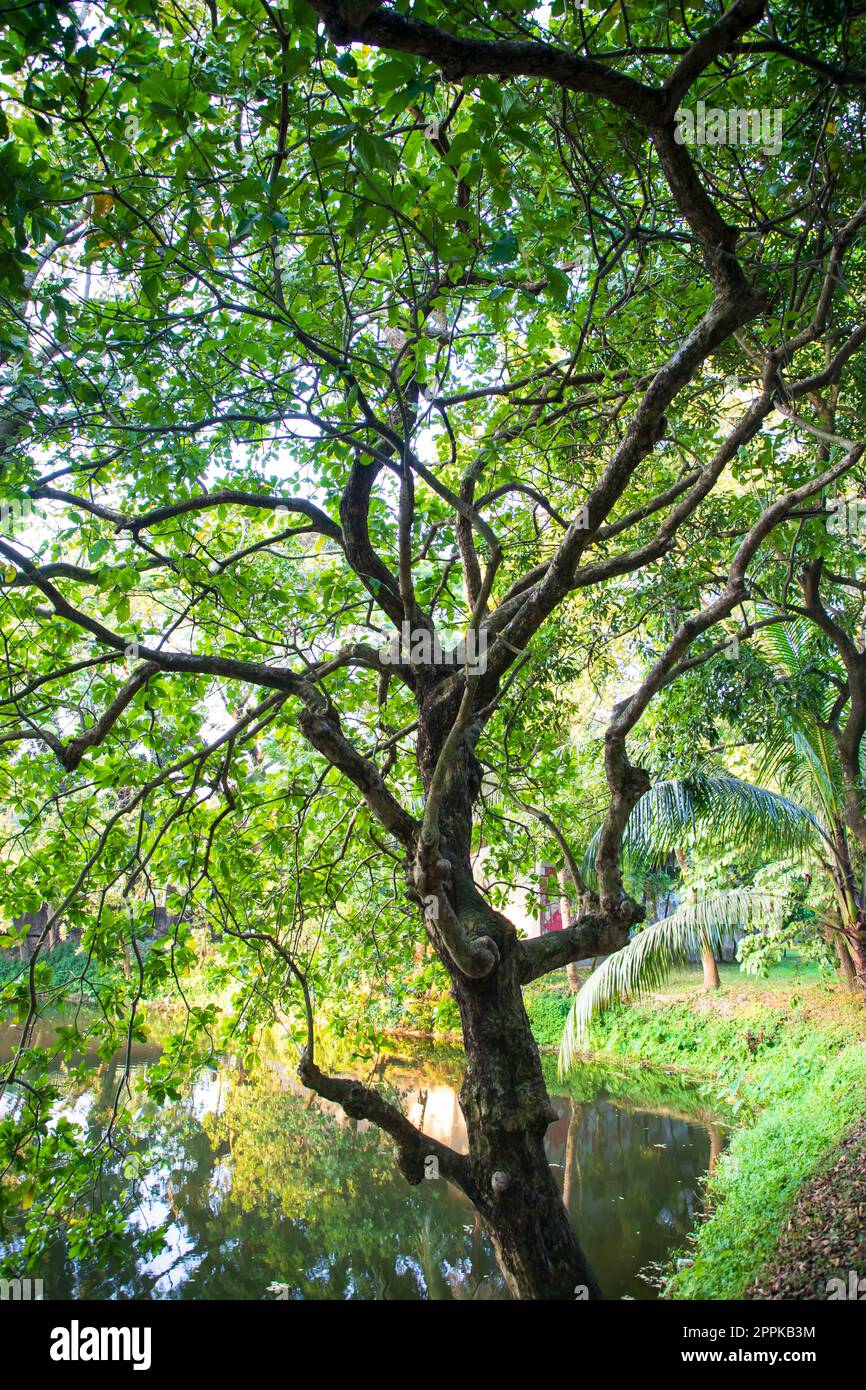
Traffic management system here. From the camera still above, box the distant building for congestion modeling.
[471,848,570,940]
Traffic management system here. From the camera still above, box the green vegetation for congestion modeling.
[530,960,866,1299]
[562,618,866,1066]
[2,0,866,1302]
[0,940,117,992]
[670,1042,866,1299]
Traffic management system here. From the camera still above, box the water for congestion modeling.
[0,1021,725,1300]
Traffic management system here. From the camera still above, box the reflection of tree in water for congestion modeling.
[11,1065,502,1300]
[191,1072,504,1300]
[3,1043,724,1302]
[550,1096,716,1300]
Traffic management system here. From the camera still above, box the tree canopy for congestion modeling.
[1,0,866,1297]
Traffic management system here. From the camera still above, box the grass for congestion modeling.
[670,1041,866,1298]
[0,940,118,991]
[650,955,824,995]
[527,956,866,1299]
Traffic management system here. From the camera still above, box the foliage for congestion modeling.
[0,940,119,990]
[525,976,573,1048]
[560,888,782,1070]
[0,0,865,1285]
[538,966,866,1298]
[580,776,822,886]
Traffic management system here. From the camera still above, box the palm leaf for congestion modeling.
[755,617,807,678]
[558,888,782,1076]
[580,774,822,887]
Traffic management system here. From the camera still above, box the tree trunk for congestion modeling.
[829,832,866,1001]
[674,847,720,990]
[451,924,601,1299]
[700,935,721,991]
[561,887,583,996]
[847,917,866,1000]
[301,695,618,1299]
[829,926,857,991]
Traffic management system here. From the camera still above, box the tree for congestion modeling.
[1,0,865,1298]
[748,620,866,991]
[675,843,720,991]
[563,621,866,1054]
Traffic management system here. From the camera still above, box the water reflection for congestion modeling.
[0,1021,725,1300]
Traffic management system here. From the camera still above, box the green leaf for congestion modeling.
[488,230,518,264]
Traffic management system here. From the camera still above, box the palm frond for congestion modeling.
[756,617,807,678]
[580,774,821,887]
[558,888,781,1076]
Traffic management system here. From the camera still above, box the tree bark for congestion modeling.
[450,919,602,1299]
[828,924,857,991]
[700,937,721,991]
[829,829,866,1003]
[845,916,866,1000]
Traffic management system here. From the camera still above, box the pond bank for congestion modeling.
[749,1115,866,1299]
[524,964,866,1300]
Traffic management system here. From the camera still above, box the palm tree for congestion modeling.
[674,844,720,991]
[561,621,866,1072]
[750,620,866,993]
[561,887,783,1069]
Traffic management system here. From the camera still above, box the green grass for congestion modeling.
[0,940,118,990]
[528,959,866,1299]
[647,956,824,995]
[669,1040,866,1298]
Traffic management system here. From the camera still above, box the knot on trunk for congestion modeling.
[411,843,500,979]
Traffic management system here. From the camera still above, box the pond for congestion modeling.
[0,1020,726,1300]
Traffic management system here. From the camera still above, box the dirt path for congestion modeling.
[750,1118,866,1300]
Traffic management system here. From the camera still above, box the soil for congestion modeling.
[750,1118,866,1300]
